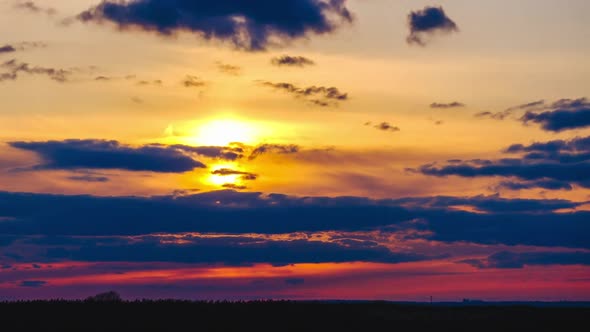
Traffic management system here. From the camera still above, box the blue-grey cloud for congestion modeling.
[461,251,590,269]
[271,55,315,67]
[259,81,348,107]
[77,0,353,51]
[248,144,300,160]
[9,139,206,173]
[0,59,71,82]
[430,102,465,109]
[414,135,590,189]
[407,6,458,46]
[521,98,590,132]
[18,280,47,288]
[0,191,588,250]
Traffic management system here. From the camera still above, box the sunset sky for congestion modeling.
[1,0,589,301]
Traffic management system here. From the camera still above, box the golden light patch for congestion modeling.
[191,119,258,146]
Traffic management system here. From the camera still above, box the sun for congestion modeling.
[191,119,257,146]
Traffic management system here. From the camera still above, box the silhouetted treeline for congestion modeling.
[1,299,588,331]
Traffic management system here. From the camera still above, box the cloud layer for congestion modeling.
[77,0,353,51]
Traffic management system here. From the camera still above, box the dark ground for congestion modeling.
[1,300,589,331]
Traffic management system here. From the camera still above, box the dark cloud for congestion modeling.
[31,233,434,266]
[77,0,353,51]
[14,1,56,15]
[0,59,71,82]
[67,175,110,183]
[182,75,206,88]
[414,135,590,189]
[260,81,348,107]
[249,144,300,160]
[9,139,206,173]
[271,55,315,67]
[497,179,572,191]
[370,122,400,133]
[285,278,305,285]
[521,98,590,132]
[0,45,17,54]
[18,280,47,288]
[0,191,588,250]
[406,6,458,46]
[430,102,465,109]
[461,251,590,269]
[216,62,241,76]
[212,168,258,181]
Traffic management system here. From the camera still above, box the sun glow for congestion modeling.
[191,119,259,146]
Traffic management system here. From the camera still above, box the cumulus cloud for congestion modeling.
[521,98,590,132]
[271,55,315,67]
[413,135,590,189]
[8,139,206,173]
[260,81,348,107]
[406,6,458,46]
[77,0,353,51]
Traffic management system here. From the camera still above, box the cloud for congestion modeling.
[0,59,71,82]
[182,75,206,88]
[216,62,241,76]
[212,168,258,181]
[260,81,348,107]
[34,233,434,266]
[461,251,590,269]
[137,79,162,86]
[76,0,353,51]
[414,135,590,189]
[14,1,56,15]
[18,280,47,288]
[222,184,248,190]
[67,175,110,183]
[476,100,545,120]
[430,102,465,109]
[0,45,16,54]
[370,122,400,133]
[521,98,590,132]
[8,139,206,173]
[285,278,305,285]
[497,179,572,191]
[271,55,315,67]
[171,145,244,161]
[249,144,300,160]
[406,6,458,46]
[0,191,588,250]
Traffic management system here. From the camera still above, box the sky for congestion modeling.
[0,0,589,301]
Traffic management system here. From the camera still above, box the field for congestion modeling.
[1,301,588,331]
